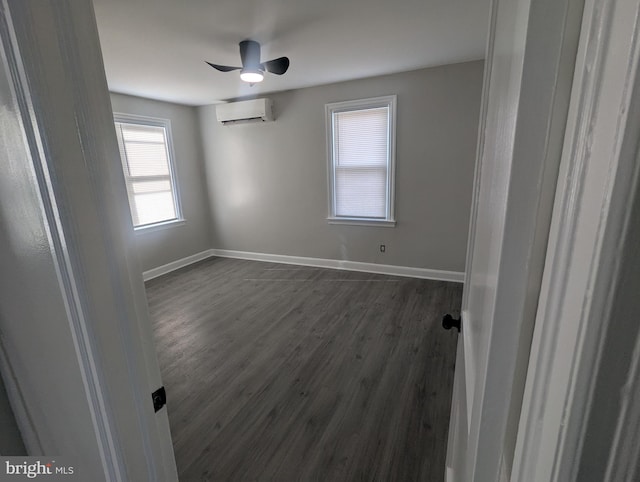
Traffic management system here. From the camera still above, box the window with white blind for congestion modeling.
[326,96,397,226]
[113,115,182,229]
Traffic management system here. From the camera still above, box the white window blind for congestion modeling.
[326,96,396,225]
[334,107,389,218]
[114,118,180,228]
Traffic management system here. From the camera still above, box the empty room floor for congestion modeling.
[145,257,461,481]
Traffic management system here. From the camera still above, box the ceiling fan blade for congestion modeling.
[239,40,261,68]
[262,57,290,75]
[205,62,241,72]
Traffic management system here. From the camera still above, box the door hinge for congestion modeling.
[152,386,166,412]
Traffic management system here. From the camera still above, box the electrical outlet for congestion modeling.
[380,244,386,253]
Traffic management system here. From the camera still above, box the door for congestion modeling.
[511,0,640,478]
[445,0,584,480]
[0,1,177,480]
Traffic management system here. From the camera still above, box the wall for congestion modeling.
[576,100,640,482]
[110,93,212,271]
[198,61,483,272]
[0,372,25,455]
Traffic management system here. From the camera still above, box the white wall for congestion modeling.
[109,93,212,272]
[198,61,483,272]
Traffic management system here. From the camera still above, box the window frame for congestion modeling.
[325,95,397,227]
[113,113,184,232]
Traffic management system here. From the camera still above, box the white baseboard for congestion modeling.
[209,249,464,282]
[143,249,465,283]
[445,467,455,482]
[142,250,213,281]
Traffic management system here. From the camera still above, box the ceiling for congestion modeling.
[92,0,490,106]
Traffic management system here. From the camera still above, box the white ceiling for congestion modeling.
[93,0,490,106]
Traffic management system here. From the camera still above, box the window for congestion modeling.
[113,114,182,229]
[326,95,396,226]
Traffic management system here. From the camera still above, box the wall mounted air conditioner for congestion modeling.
[216,98,274,124]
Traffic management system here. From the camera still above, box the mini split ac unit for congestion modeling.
[215,98,273,124]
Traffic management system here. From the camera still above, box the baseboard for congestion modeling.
[142,250,214,281]
[445,467,455,482]
[209,249,464,282]
[143,249,464,283]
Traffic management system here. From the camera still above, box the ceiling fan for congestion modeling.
[206,40,290,84]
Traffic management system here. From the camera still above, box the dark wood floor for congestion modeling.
[145,257,461,482]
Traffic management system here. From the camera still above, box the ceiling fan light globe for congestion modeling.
[240,70,264,83]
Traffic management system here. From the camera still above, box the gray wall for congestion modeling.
[198,61,483,272]
[110,93,212,271]
[576,159,640,481]
[0,372,26,455]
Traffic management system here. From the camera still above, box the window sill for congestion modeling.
[327,217,396,227]
[134,219,185,234]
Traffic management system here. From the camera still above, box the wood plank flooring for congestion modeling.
[145,257,461,482]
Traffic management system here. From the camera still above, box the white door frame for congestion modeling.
[512,0,640,479]
[0,1,177,480]
[447,0,585,479]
